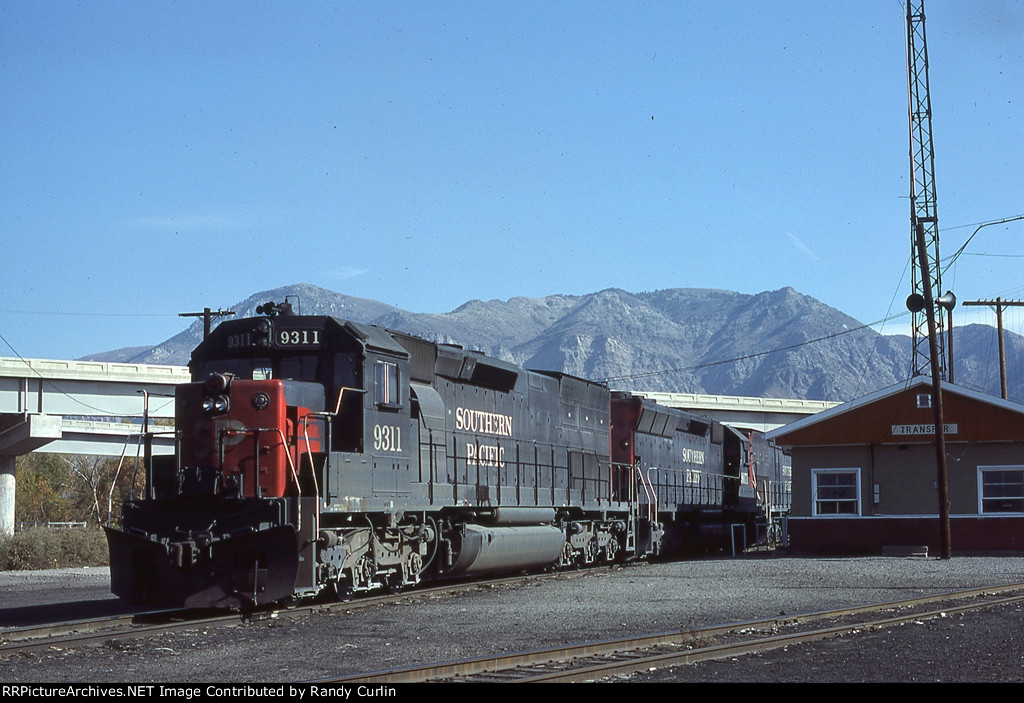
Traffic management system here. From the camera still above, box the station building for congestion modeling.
[766,376,1024,554]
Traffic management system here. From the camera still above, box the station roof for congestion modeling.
[766,376,1024,447]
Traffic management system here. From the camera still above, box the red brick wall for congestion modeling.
[788,516,1024,554]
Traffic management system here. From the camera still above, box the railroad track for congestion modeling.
[317,582,1024,683]
[0,609,247,655]
[0,569,590,657]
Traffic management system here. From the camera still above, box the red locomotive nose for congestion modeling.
[218,379,289,497]
[177,378,323,499]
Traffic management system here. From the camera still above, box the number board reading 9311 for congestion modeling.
[276,329,321,347]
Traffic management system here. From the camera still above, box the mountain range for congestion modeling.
[85,283,1024,403]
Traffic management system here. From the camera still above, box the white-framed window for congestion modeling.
[811,468,861,516]
[977,466,1024,514]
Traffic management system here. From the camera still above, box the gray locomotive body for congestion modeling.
[106,310,775,609]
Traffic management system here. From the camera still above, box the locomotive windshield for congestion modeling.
[194,354,325,383]
[194,356,273,381]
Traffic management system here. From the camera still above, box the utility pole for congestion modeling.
[914,223,952,560]
[179,308,235,339]
[905,0,951,559]
[946,303,954,384]
[962,298,1024,399]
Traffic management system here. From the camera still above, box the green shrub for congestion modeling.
[0,527,109,570]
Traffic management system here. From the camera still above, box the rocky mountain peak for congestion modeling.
[85,283,1023,403]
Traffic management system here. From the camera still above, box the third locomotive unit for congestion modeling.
[106,304,790,608]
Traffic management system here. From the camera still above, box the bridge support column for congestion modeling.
[0,455,14,536]
[0,414,63,536]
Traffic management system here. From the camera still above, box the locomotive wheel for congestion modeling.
[560,540,576,568]
[354,554,377,590]
[404,552,423,584]
[604,538,619,563]
[330,578,354,602]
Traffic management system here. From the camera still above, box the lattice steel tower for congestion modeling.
[906,0,945,378]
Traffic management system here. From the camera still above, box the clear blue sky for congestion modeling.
[1,0,1022,361]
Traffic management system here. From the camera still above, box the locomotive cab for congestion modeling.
[108,313,421,608]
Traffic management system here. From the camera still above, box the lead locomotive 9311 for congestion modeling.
[106,304,789,609]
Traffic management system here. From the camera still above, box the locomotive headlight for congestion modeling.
[202,395,230,414]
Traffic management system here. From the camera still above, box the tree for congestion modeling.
[62,454,137,527]
[14,454,72,525]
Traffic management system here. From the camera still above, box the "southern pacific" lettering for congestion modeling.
[467,443,505,468]
[681,448,706,464]
[455,407,513,437]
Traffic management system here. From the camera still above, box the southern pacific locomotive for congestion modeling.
[106,305,789,609]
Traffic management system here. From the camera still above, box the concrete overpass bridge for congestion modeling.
[0,356,839,535]
[0,357,190,534]
[626,390,839,433]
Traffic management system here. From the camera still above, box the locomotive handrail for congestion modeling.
[607,460,633,506]
[300,413,332,543]
[218,426,305,532]
[644,467,660,520]
[266,427,305,532]
[416,423,623,493]
[635,461,656,522]
[305,386,366,528]
[643,465,745,482]
[300,414,325,499]
[638,465,751,511]
[331,386,366,414]
[105,434,134,527]
[137,428,176,501]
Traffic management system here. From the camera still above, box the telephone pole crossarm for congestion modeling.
[962,298,1024,400]
[178,307,236,339]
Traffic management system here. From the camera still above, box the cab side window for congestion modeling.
[375,360,400,407]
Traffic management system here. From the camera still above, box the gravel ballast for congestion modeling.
[2,555,1023,682]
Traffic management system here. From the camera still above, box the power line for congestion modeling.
[941,214,1024,232]
[597,311,910,384]
[0,309,177,318]
[940,214,1024,273]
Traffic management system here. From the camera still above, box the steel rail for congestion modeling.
[521,592,1024,683]
[319,582,1024,684]
[0,611,243,655]
[0,569,590,655]
[2,613,149,644]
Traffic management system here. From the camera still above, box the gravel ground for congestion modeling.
[2,555,1024,683]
